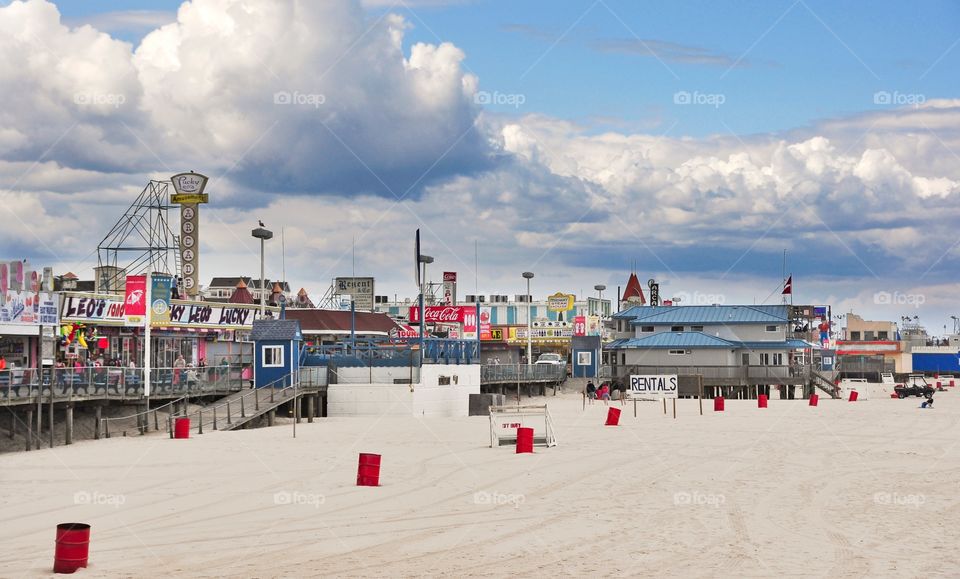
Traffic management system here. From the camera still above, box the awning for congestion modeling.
[0,324,40,336]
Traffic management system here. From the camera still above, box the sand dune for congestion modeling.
[1,391,958,577]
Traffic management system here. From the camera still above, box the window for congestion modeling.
[621,353,626,365]
[864,331,876,341]
[850,331,861,340]
[760,353,770,365]
[668,349,687,355]
[641,326,654,333]
[878,331,889,340]
[262,345,284,367]
[773,353,784,365]
[671,326,684,332]
[691,325,704,332]
[765,325,779,332]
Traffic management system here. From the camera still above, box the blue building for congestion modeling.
[251,318,303,388]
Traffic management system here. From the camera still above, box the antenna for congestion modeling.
[281,227,286,291]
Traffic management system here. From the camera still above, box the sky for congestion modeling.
[1,0,959,335]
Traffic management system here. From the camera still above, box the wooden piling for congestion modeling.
[94,406,102,440]
[267,408,275,427]
[25,409,33,451]
[65,404,74,445]
[307,395,314,423]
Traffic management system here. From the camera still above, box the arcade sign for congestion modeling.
[171,172,209,296]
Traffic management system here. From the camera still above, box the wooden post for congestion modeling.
[65,404,74,445]
[153,410,159,432]
[662,398,667,415]
[633,398,637,418]
[25,409,32,451]
[94,405,102,440]
[9,411,16,439]
[241,395,246,418]
[226,401,232,424]
[213,406,218,430]
[698,376,704,416]
[198,410,203,435]
[255,387,260,411]
[35,395,41,450]
[672,398,676,420]
[48,393,55,448]
[307,395,314,423]
[267,408,275,426]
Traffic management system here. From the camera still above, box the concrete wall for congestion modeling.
[327,364,480,417]
[334,366,418,384]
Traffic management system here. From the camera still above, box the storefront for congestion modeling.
[0,291,58,369]
[59,292,276,368]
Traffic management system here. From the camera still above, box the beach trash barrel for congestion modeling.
[809,394,819,407]
[357,453,381,486]
[713,396,724,412]
[174,417,190,439]
[516,427,534,454]
[53,523,90,574]
[605,406,621,426]
[758,394,768,408]
[951,379,956,388]
[848,390,859,402]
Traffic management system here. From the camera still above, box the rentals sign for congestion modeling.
[629,374,678,399]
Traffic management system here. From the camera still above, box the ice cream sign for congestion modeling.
[546,292,575,312]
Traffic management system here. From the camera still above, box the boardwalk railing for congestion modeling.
[0,364,245,405]
[481,364,567,385]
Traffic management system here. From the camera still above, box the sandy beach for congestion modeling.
[2,391,958,578]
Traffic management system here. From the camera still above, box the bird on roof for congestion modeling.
[258,220,265,227]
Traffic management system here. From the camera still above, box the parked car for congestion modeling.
[894,383,934,399]
[534,353,564,365]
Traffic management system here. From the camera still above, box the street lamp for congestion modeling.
[251,226,273,317]
[419,255,434,344]
[522,272,534,366]
[594,284,606,317]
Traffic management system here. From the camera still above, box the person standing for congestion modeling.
[173,354,186,385]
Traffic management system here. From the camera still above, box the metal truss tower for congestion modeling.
[96,180,181,293]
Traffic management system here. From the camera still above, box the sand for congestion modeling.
[1,390,958,578]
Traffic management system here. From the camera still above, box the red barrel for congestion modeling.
[605,406,621,426]
[174,417,190,439]
[950,380,955,388]
[357,453,381,486]
[758,394,768,408]
[516,427,534,454]
[53,523,90,574]
[713,396,724,412]
[809,394,819,407]
[848,390,858,402]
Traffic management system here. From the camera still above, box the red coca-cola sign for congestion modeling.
[408,306,471,323]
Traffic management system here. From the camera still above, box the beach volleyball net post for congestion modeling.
[489,405,557,448]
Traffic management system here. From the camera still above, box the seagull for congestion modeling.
[258,220,265,227]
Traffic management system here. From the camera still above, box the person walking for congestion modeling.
[585,381,597,405]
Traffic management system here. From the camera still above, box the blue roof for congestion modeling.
[614,332,737,349]
[608,333,817,351]
[621,305,790,325]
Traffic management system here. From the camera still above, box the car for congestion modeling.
[534,353,564,365]
[894,383,934,399]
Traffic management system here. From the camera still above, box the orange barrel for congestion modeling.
[713,396,724,412]
[848,390,858,402]
[174,417,190,439]
[357,453,381,486]
[809,394,819,406]
[53,523,90,574]
[516,427,534,454]
[605,406,621,426]
[758,394,768,408]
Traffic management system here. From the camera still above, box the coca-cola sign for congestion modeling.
[408,306,471,323]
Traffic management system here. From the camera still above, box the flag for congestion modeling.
[782,275,792,295]
[151,274,174,325]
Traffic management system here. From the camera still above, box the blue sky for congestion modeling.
[2,0,958,333]
[54,0,960,137]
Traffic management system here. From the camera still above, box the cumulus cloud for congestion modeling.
[2,0,959,331]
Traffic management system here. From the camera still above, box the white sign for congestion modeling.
[629,374,678,399]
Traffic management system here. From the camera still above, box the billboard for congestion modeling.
[408,305,471,324]
[546,292,575,312]
[442,271,457,305]
[336,277,375,312]
[124,275,147,326]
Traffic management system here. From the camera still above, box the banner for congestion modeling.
[151,274,174,325]
[573,316,586,336]
[60,291,269,330]
[124,275,147,326]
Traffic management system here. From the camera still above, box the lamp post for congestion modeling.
[522,272,534,366]
[594,284,606,317]
[419,255,434,351]
[251,226,274,318]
